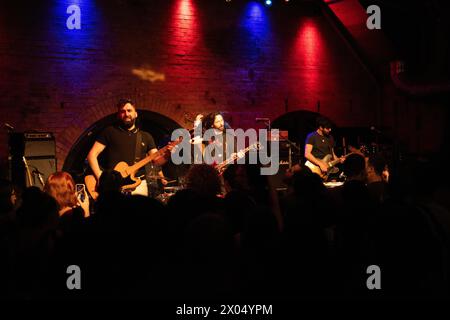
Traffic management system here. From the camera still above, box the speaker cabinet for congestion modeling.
[266,141,302,192]
[9,132,56,190]
[268,163,290,192]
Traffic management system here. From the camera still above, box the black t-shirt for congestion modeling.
[305,131,335,159]
[96,125,156,175]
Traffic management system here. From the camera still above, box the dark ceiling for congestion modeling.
[359,0,450,80]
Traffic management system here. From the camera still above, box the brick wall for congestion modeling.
[0,0,415,172]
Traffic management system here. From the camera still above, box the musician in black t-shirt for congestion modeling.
[87,98,168,197]
[304,116,343,176]
[95,125,156,175]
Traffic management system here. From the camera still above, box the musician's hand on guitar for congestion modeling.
[319,162,329,173]
[153,155,167,166]
[382,168,389,182]
[195,114,204,123]
[95,170,103,181]
[339,156,345,163]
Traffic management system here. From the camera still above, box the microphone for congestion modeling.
[33,168,43,175]
[33,169,45,186]
[4,123,14,131]
[37,174,45,186]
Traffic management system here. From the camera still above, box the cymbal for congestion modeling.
[146,177,177,184]
[164,186,181,191]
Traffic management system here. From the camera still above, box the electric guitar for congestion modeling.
[214,142,262,175]
[304,147,365,180]
[85,138,182,200]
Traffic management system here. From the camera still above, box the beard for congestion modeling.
[121,117,135,128]
[213,127,224,135]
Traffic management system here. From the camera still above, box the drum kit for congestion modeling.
[156,185,182,203]
[148,176,183,204]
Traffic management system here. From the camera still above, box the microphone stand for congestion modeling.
[5,124,14,181]
[259,119,271,161]
[33,169,45,187]
[283,138,301,170]
[22,156,33,187]
[284,138,301,151]
[263,120,271,133]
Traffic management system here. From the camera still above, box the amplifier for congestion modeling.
[24,132,54,139]
[267,141,302,192]
[10,132,56,157]
[9,132,56,190]
[268,130,289,141]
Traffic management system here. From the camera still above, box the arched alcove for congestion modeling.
[272,110,388,156]
[270,110,371,161]
[272,109,325,144]
[63,110,189,183]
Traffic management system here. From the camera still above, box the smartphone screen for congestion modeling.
[76,184,85,202]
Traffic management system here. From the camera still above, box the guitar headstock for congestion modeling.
[172,136,183,145]
[348,144,368,157]
[251,142,263,151]
[359,144,368,156]
[155,137,184,160]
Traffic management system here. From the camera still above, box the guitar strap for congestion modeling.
[223,129,227,158]
[135,130,152,184]
[134,130,143,163]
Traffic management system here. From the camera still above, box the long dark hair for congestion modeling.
[202,112,232,133]
[203,112,223,130]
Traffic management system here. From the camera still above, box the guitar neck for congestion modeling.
[222,143,259,168]
[128,143,173,173]
[328,152,354,167]
[128,153,157,174]
[223,143,256,165]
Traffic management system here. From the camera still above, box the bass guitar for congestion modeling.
[85,138,182,200]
